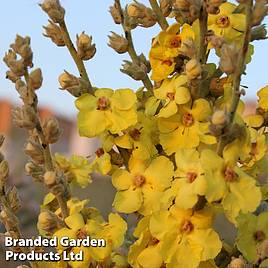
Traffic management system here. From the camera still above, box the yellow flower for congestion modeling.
[128,217,164,268]
[75,88,137,137]
[237,212,268,263]
[114,112,158,160]
[85,213,127,261]
[55,153,92,188]
[154,75,191,118]
[91,148,112,175]
[201,149,262,223]
[257,85,268,111]
[162,149,206,210]
[149,23,195,82]
[112,156,174,215]
[158,99,216,155]
[208,2,246,42]
[149,206,222,268]
[53,213,126,264]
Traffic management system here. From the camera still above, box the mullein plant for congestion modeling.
[1,0,268,267]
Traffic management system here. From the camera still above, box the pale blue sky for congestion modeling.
[0,0,267,117]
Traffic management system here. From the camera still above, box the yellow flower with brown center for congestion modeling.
[149,23,195,82]
[201,149,262,223]
[208,2,246,43]
[75,88,137,137]
[112,156,174,215]
[149,206,222,268]
[158,99,216,155]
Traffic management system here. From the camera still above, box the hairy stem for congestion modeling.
[198,2,208,64]
[217,0,253,156]
[149,0,169,30]
[59,20,93,93]
[0,166,38,268]
[24,73,69,219]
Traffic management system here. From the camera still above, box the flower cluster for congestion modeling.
[1,0,268,267]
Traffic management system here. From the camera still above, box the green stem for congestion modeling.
[217,0,253,156]
[149,0,169,30]
[59,20,93,93]
[198,3,208,65]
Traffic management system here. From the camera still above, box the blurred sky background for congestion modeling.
[0,0,267,118]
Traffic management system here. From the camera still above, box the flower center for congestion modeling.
[129,128,141,141]
[95,148,105,157]
[76,228,87,239]
[216,15,230,28]
[182,113,194,127]
[186,172,198,183]
[162,59,173,66]
[166,92,175,100]
[180,219,194,234]
[169,36,181,48]
[254,230,266,242]
[250,142,258,156]
[224,166,238,182]
[133,174,146,187]
[149,237,160,246]
[97,96,110,110]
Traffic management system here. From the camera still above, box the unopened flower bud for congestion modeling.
[44,171,57,187]
[206,0,223,14]
[25,162,44,182]
[206,34,225,49]
[38,211,59,234]
[43,117,61,144]
[10,35,33,67]
[251,24,267,41]
[121,60,147,80]
[13,105,38,130]
[108,32,128,54]
[160,0,173,17]
[6,59,26,77]
[179,39,196,58]
[228,256,246,268]
[6,70,19,83]
[219,44,238,74]
[257,239,268,261]
[252,0,268,26]
[127,2,146,17]
[43,20,65,46]
[109,2,122,24]
[7,187,21,213]
[127,2,157,27]
[76,32,96,61]
[174,0,190,10]
[138,53,151,73]
[0,160,9,183]
[186,59,202,80]
[29,68,43,90]
[58,71,90,97]
[15,80,36,106]
[24,140,45,165]
[40,0,65,23]
[212,110,227,125]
